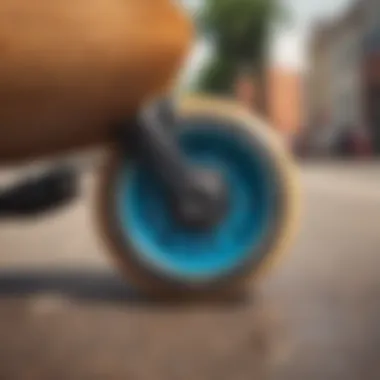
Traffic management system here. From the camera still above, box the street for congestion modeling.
[0,162,379,380]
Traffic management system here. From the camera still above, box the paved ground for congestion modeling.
[0,161,379,380]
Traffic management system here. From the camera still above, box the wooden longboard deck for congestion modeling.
[0,0,192,163]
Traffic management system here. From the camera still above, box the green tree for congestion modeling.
[196,0,285,103]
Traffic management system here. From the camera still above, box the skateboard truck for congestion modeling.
[128,98,228,231]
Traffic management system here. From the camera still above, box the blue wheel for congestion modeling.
[97,98,299,298]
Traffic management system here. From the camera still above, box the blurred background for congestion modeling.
[0,0,379,379]
[184,0,378,159]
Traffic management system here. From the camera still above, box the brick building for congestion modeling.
[266,66,303,136]
[234,66,303,139]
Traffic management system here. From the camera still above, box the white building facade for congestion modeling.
[328,4,365,141]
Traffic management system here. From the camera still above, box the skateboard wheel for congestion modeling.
[96,97,299,299]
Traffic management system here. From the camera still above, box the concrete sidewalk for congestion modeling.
[0,162,379,380]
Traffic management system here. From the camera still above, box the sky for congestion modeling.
[183,0,354,80]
